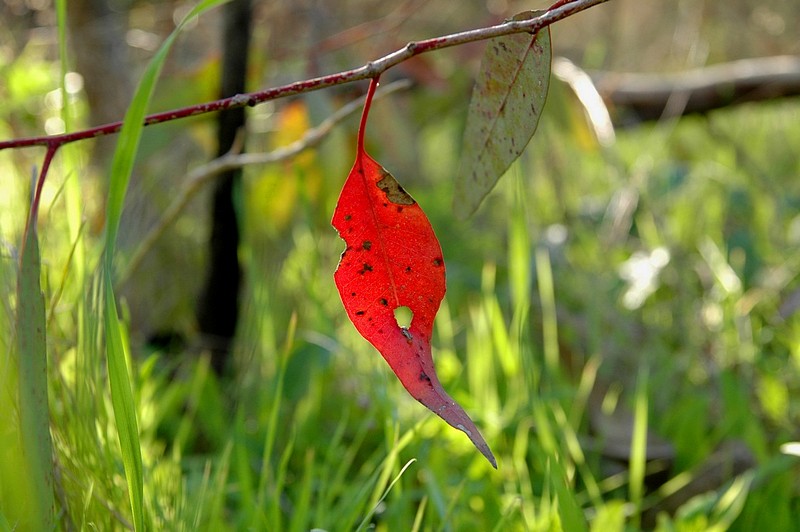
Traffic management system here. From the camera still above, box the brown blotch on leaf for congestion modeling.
[355,310,365,316]
[433,257,443,267]
[379,298,388,306]
[344,214,352,221]
[376,170,415,205]
[362,240,372,250]
[419,371,431,382]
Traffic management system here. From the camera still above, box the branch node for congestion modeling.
[230,93,251,107]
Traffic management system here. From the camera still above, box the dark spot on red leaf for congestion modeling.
[344,214,352,221]
[433,257,443,267]
[350,292,356,297]
[419,371,431,382]
[362,240,372,250]
[355,310,365,316]
[379,298,388,306]
[376,171,415,205]
[364,263,373,272]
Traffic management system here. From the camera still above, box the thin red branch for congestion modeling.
[548,0,580,10]
[0,0,608,152]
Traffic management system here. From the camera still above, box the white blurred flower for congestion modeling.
[780,442,800,457]
[619,246,670,309]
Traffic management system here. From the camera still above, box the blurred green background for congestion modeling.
[1,0,799,529]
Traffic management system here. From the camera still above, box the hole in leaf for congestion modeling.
[394,306,413,329]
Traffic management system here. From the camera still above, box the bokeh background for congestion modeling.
[1,0,799,529]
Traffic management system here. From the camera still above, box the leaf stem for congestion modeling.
[22,144,58,253]
[357,78,380,154]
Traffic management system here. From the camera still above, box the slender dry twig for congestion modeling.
[119,79,412,282]
[0,0,608,152]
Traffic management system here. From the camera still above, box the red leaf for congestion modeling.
[332,79,496,468]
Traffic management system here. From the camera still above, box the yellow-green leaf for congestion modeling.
[455,11,551,218]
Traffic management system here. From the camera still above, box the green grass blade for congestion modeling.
[289,449,316,532]
[103,270,144,530]
[628,365,649,528]
[256,313,297,525]
[549,456,587,532]
[357,459,417,531]
[6,223,56,529]
[535,245,560,378]
[55,0,70,131]
[100,1,230,529]
[104,0,230,254]
[710,472,753,529]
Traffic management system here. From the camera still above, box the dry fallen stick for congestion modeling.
[592,55,800,123]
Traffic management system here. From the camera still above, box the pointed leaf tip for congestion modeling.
[455,10,552,218]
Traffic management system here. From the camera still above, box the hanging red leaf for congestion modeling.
[332,78,496,468]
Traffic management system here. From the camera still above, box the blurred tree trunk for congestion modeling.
[67,0,132,166]
[196,0,252,373]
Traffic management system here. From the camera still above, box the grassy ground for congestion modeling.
[2,5,800,531]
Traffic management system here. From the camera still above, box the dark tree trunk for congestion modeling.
[196,0,252,373]
[67,0,133,168]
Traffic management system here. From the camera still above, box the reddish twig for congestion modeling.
[548,0,581,10]
[119,79,412,282]
[0,0,607,152]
